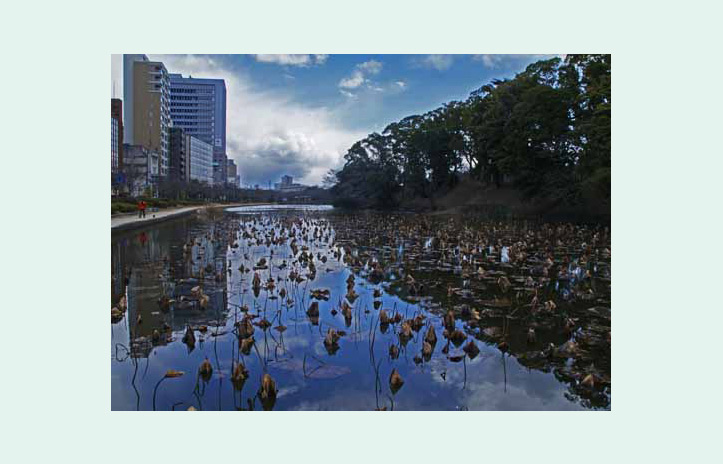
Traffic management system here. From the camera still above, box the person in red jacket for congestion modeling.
[137,200,147,218]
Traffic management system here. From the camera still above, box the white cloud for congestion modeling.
[339,89,357,99]
[357,60,382,75]
[151,55,363,186]
[418,54,454,71]
[338,60,384,91]
[474,54,502,68]
[395,80,407,89]
[252,54,328,67]
[471,54,561,69]
[339,70,365,89]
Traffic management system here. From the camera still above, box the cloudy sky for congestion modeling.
[111,54,553,187]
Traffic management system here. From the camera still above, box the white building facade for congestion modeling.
[169,74,227,185]
[189,136,214,184]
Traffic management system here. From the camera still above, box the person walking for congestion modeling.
[137,200,147,218]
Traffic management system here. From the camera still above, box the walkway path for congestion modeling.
[111,202,268,231]
[111,206,204,230]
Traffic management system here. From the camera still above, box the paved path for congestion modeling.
[111,203,267,231]
[111,206,204,230]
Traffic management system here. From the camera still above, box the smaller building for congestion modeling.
[275,174,307,193]
[213,152,228,186]
[189,136,214,184]
[227,159,238,187]
[124,144,160,196]
[169,127,191,182]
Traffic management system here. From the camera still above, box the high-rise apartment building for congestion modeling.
[168,74,227,185]
[123,54,171,178]
[122,54,146,145]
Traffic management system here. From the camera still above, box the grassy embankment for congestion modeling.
[110,198,208,215]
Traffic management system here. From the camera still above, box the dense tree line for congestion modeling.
[331,55,610,213]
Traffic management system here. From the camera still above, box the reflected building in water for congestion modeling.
[112,215,232,357]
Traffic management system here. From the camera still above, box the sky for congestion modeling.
[111,54,555,187]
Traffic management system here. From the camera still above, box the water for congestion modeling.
[111,206,611,411]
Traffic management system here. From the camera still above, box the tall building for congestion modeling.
[111,118,120,174]
[122,54,146,145]
[111,99,123,173]
[168,74,227,185]
[123,54,171,178]
[189,136,214,184]
[169,127,191,182]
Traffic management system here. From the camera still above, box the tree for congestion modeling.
[332,55,611,213]
[321,169,338,189]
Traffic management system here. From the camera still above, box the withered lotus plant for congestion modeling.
[422,341,433,361]
[324,328,341,348]
[236,314,255,339]
[258,373,277,411]
[424,325,437,346]
[389,344,399,359]
[581,373,596,388]
[444,310,455,332]
[449,329,466,347]
[199,358,213,382]
[240,336,255,355]
[379,309,390,325]
[111,307,123,323]
[231,362,249,390]
[389,368,404,394]
[182,325,196,348]
[307,301,320,318]
[411,314,425,332]
[463,340,480,359]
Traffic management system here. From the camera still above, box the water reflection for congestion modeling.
[111,207,610,410]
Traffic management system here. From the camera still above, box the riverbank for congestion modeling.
[110,202,268,231]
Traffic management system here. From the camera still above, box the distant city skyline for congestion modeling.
[111,54,556,186]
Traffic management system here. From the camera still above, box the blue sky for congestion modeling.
[111,54,554,186]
